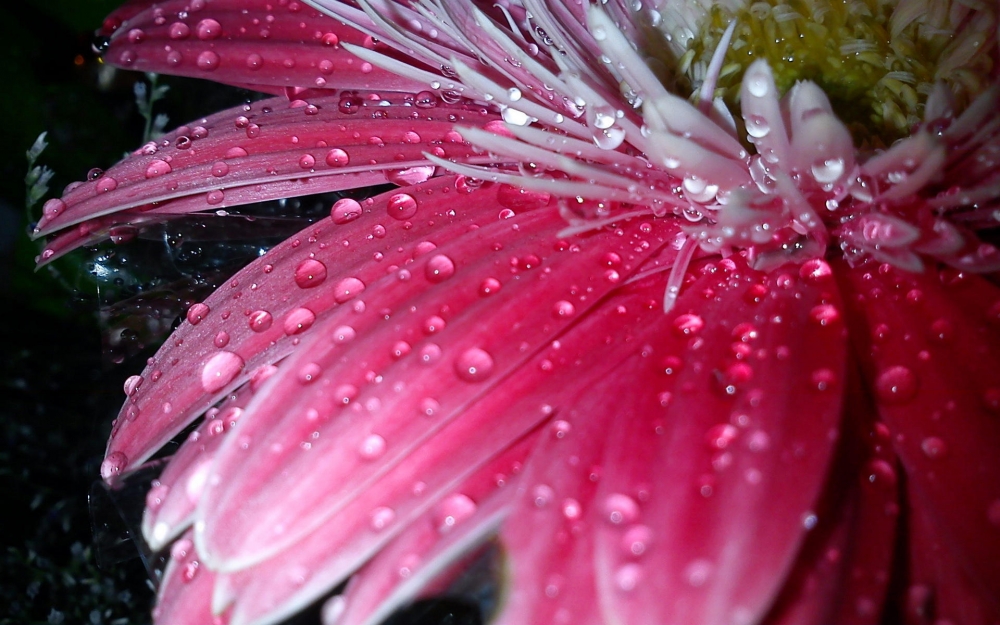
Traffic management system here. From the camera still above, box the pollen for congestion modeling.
[682,0,995,147]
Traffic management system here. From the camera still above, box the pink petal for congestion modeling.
[494,278,693,625]
[324,466,515,625]
[141,376,264,551]
[99,0,425,94]
[838,261,1000,612]
[216,426,537,625]
[100,176,544,475]
[35,93,492,242]
[151,530,219,625]
[195,211,681,569]
[593,257,848,625]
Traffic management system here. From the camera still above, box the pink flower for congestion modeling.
[36,1,1000,624]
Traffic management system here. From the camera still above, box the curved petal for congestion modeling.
[837,260,1000,613]
[195,211,680,569]
[593,257,848,625]
[151,530,218,625]
[99,176,547,478]
[36,93,494,243]
[99,0,426,94]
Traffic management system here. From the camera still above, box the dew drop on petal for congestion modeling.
[359,434,386,459]
[621,524,653,557]
[434,493,477,533]
[424,255,456,283]
[284,307,317,335]
[615,563,642,592]
[603,493,640,525]
[298,363,322,384]
[387,193,418,220]
[294,259,328,288]
[369,506,396,531]
[196,50,220,70]
[145,159,172,178]
[333,277,365,303]
[684,559,714,587]
[123,375,143,397]
[248,310,273,332]
[201,351,244,393]
[325,148,350,167]
[552,300,576,318]
[920,436,947,459]
[455,347,494,382]
[331,198,363,224]
[672,314,704,336]
[186,302,210,325]
[213,331,230,348]
[875,366,918,404]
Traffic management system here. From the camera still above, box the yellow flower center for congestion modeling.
[683,0,995,147]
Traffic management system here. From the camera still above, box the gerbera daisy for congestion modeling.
[33,0,1000,624]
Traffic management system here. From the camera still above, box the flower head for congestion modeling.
[36,1,1000,624]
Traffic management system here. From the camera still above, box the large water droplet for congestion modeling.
[875,366,918,404]
[331,198,362,224]
[248,310,273,332]
[186,302,210,325]
[294,259,328,289]
[603,493,639,525]
[359,434,386,460]
[333,277,365,303]
[283,307,317,335]
[424,255,456,283]
[387,193,418,220]
[434,493,477,533]
[201,351,244,393]
[455,348,494,382]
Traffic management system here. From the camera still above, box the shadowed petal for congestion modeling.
[763,366,899,625]
[593,257,848,625]
[838,261,1000,613]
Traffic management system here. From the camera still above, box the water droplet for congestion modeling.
[875,366,918,404]
[186,302,210,325]
[359,434,386,459]
[672,314,704,336]
[705,424,739,450]
[333,277,365,303]
[455,348,494,382]
[615,563,642,591]
[810,304,840,326]
[332,325,356,344]
[920,436,947,459]
[213,331,230,348]
[298,362,322,384]
[145,159,172,178]
[621,524,653,557]
[201,351,244,393]
[248,310,273,332]
[552,300,576,318]
[169,21,190,39]
[425,255,456,283]
[434,493,477,533]
[325,148,350,167]
[683,559,714,587]
[330,198,362,224]
[387,193,418,220]
[532,484,554,507]
[196,50,220,70]
[294,259,328,288]
[283,307,317,335]
[603,493,639,525]
[123,375,143,397]
[195,18,221,39]
[419,343,442,365]
[866,459,897,488]
[370,506,396,531]
[479,277,501,296]
[298,153,316,169]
